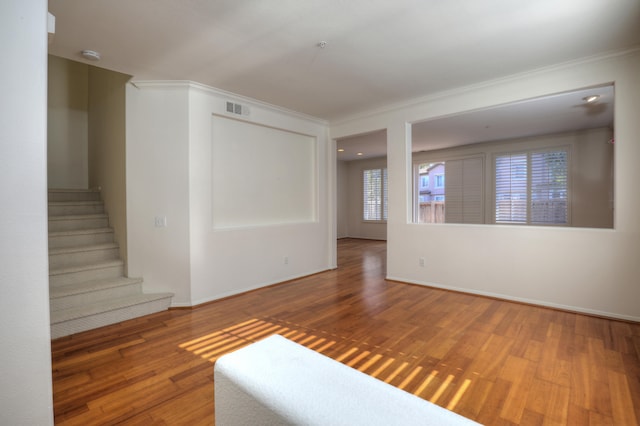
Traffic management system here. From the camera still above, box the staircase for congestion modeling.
[48,189,173,339]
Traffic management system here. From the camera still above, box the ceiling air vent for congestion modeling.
[226,101,250,116]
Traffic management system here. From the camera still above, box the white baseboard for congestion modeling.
[173,268,331,308]
[170,271,639,323]
[386,275,640,323]
[343,235,387,241]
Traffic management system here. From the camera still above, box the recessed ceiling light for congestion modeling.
[81,50,101,61]
[583,95,600,103]
[337,148,345,152]
[356,152,363,156]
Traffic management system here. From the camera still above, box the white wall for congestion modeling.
[88,67,131,261]
[336,160,349,238]
[126,84,192,304]
[127,82,332,306]
[48,55,88,189]
[0,2,54,424]
[331,49,640,321]
[211,116,317,228]
[88,66,131,270]
[188,84,331,305]
[48,58,131,267]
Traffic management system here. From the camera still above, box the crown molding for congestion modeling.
[332,45,640,127]
[130,80,329,126]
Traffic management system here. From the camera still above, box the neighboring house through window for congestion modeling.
[415,162,446,223]
[417,163,445,203]
[415,159,483,224]
[420,175,429,191]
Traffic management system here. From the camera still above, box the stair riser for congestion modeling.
[50,264,124,287]
[49,231,114,249]
[48,191,101,202]
[50,283,143,311]
[49,217,109,232]
[50,297,173,339]
[49,247,120,269]
[49,203,104,216]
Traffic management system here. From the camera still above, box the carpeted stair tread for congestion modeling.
[50,293,174,324]
[49,242,119,256]
[48,200,103,206]
[47,188,174,338]
[49,227,113,237]
[49,259,124,276]
[48,188,101,193]
[48,213,108,221]
[50,277,143,299]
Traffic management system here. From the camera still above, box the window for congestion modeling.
[415,162,446,223]
[363,168,388,221]
[414,159,483,224]
[495,149,568,225]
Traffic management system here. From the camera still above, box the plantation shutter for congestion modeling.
[445,160,462,223]
[495,153,528,223]
[363,169,381,220]
[530,150,568,224]
[495,149,568,225]
[363,168,387,221]
[462,158,483,223]
[445,157,483,224]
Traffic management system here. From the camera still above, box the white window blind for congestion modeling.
[363,168,388,221]
[495,149,568,225]
[445,157,484,224]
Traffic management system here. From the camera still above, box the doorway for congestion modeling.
[335,129,388,267]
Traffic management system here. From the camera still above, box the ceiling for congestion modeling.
[48,0,639,122]
[336,84,614,161]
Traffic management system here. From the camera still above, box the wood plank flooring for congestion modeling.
[51,238,640,425]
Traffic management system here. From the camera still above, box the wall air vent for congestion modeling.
[226,101,250,117]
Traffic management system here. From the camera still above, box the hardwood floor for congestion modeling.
[52,238,640,425]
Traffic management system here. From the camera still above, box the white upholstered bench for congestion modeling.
[214,334,480,425]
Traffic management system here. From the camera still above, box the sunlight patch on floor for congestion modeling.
[179,317,472,410]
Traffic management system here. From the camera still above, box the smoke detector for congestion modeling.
[81,50,101,61]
